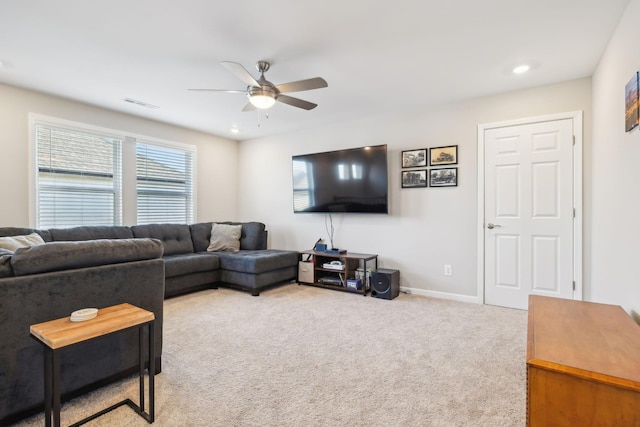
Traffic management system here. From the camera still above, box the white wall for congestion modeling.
[0,83,239,226]
[590,0,640,316]
[239,78,591,301]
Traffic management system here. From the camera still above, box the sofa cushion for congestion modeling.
[215,249,298,274]
[10,238,164,276]
[0,227,52,242]
[190,222,266,252]
[48,225,134,241]
[0,232,46,252]
[163,253,220,278]
[131,224,194,256]
[207,223,242,252]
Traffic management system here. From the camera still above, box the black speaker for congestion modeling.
[370,269,400,300]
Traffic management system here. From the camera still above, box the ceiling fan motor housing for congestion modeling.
[248,85,277,99]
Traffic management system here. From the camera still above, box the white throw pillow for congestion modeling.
[207,223,242,252]
[0,232,46,252]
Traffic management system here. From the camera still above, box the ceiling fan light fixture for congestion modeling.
[248,86,277,109]
[249,94,276,109]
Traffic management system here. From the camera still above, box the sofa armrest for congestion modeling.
[0,258,165,421]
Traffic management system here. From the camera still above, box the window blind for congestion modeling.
[136,143,194,224]
[36,124,122,228]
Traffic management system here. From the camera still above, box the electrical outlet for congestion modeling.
[444,264,453,276]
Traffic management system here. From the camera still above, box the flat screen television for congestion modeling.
[292,144,388,214]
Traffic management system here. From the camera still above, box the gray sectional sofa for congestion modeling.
[0,221,298,424]
[3,221,298,298]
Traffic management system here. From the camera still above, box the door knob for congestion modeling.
[487,223,502,229]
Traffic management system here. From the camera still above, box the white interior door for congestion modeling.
[483,118,575,309]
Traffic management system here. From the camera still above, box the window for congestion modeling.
[32,115,196,228]
[35,124,122,228]
[136,142,194,224]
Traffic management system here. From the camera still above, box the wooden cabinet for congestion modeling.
[527,295,640,426]
[298,250,377,295]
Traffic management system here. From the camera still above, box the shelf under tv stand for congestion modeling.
[298,250,378,296]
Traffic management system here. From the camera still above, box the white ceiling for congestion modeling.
[0,0,630,140]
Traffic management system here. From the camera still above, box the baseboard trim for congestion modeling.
[400,286,481,304]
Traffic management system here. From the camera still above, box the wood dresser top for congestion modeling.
[527,295,640,389]
[30,303,154,350]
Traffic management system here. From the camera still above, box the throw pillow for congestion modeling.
[0,232,45,252]
[207,223,242,252]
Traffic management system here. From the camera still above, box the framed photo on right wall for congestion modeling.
[625,71,639,132]
[430,167,457,187]
[429,145,458,166]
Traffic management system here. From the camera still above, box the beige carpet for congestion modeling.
[13,284,527,426]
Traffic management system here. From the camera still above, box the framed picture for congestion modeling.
[430,167,457,187]
[402,169,428,188]
[401,149,427,168]
[429,145,458,166]
[625,71,639,132]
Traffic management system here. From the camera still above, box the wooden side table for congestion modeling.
[30,303,156,427]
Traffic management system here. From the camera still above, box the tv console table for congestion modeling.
[298,250,378,296]
[527,295,640,426]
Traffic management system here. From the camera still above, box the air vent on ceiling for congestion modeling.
[123,98,159,109]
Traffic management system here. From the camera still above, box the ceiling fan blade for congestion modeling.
[187,89,246,93]
[242,102,257,112]
[277,94,318,110]
[221,61,260,87]
[275,77,328,93]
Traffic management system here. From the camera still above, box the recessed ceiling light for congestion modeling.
[513,64,530,74]
[230,128,240,134]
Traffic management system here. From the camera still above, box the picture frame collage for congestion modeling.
[401,146,458,188]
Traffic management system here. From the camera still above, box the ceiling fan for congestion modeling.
[189,61,328,111]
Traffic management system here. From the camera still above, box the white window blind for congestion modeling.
[36,124,122,228]
[136,142,194,224]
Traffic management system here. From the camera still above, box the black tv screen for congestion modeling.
[292,144,388,214]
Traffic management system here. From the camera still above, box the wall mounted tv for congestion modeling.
[292,144,388,214]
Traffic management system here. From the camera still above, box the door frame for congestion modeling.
[476,111,583,305]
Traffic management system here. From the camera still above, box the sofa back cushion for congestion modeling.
[10,238,164,276]
[48,226,134,241]
[190,222,266,252]
[131,223,194,256]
